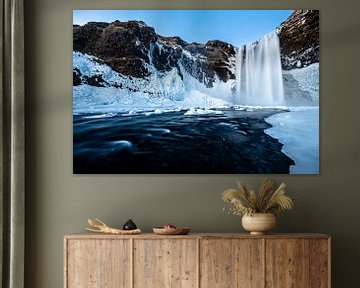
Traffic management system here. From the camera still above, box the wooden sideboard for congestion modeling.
[64,233,330,288]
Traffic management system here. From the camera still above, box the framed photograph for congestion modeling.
[73,10,319,174]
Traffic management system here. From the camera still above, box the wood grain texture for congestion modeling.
[64,234,330,288]
[133,239,198,288]
[265,239,310,288]
[65,233,330,240]
[66,239,131,288]
[310,239,330,288]
[200,239,264,288]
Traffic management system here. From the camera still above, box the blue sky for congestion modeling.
[73,10,293,46]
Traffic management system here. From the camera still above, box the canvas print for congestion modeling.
[73,10,319,174]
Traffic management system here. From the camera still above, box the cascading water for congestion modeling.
[236,31,284,105]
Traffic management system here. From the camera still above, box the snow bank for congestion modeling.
[73,52,122,83]
[73,85,179,114]
[144,109,180,116]
[181,90,229,109]
[184,108,223,116]
[73,85,231,115]
[178,62,235,104]
[74,52,186,99]
[73,52,234,114]
[234,105,286,111]
[265,106,319,174]
[283,63,319,100]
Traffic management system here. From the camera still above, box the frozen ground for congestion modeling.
[283,63,319,101]
[265,106,319,174]
[73,84,231,115]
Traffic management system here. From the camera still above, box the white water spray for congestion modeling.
[236,31,284,105]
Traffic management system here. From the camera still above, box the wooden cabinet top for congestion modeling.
[64,232,330,240]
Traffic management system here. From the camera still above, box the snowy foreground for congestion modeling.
[265,106,319,174]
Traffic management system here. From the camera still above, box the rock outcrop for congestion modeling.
[74,21,157,78]
[73,10,319,91]
[73,20,236,87]
[277,10,319,69]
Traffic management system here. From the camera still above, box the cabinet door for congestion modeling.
[134,239,198,288]
[200,239,264,288]
[66,239,131,288]
[309,239,330,288]
[265,239,324,288]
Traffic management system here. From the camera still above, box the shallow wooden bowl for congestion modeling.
[153,227,190,235]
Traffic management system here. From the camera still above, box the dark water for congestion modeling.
[73,108,294,174]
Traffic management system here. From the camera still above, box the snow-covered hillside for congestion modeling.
[283,63,319,101]
[73,52,235,114]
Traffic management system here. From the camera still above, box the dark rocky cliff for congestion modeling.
[277,10,319,69]
[73,20,236,87]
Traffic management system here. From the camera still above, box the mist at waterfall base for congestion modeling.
[73,32,319,174]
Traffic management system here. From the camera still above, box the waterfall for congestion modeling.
[236,31,284,105]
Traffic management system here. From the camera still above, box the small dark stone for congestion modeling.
[123,219,137,230]
[73,68,82,86]
[83,74,108,87]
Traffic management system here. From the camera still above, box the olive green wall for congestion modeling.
[24,0,360,287]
